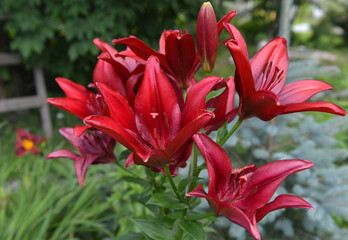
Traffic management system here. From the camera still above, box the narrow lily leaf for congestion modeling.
[216,120,228,144]
[121,176,148,185]
[179,221,207,240]
[178,176,200,193]
[146,192,186,209]
[132,219,176,240]
[205,87,226,103]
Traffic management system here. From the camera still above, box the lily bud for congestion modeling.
[196,2,218,73]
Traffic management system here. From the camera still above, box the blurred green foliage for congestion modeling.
[1,0,204,85]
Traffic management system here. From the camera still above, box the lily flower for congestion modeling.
[225,23,346,121]
[188,133,314,240]
[113,10,237,89]
[15,128,46,157]
[46,128,116,187]
[84,56,214,175]
[47,78,106,136]
[93,38,144,106]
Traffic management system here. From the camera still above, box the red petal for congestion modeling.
[220,202,261,240]
[284,101,346,116]
[94,38,131,74]
[46,149,79,161]
[240,159,314,212]
[256,194,314,222]
[224,23,249,60]
[187,183,208,198]
[47,98,91,120]
[251,37,288,93]
[56,77,92,100]
[166,111,213,157]
[113,36,169,70]
[241,90,286,121]
[97,83,137,130]
[192,133,232,199]
[182,76,223,126]
[59,127,81,150]
[73,125,90,137]
[217,10,237,35]
[134,56,181,148]
[74,154,100,187]
[278,80,332,104]
[93,59,126,96]
[226,41,255,100]
[165,33,196,88]
[84,116,150,159]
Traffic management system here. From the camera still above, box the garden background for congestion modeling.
[1,0,348,239]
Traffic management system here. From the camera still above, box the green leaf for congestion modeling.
[121,176,148,185]
[179,221,206,240]
[205,87,226,103]
[132,219,176,240]
[217,120,229,144]
[146,192,187,209]
[178,177,200,193]
[117,233,147,240]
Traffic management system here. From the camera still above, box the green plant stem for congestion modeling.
[176,209,186,240]
[187,144,198,193]
[218,117,244,146]
[177,144,199,240]
[149,170,157,188]
[164,167,184,203]
[115,161,150,182]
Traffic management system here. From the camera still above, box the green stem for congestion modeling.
[149,170,157,188]
[176,209,186,240]
[187,144,198,193]
[115,161,150,182]
[164,167,184,203]
[218,117,243,146]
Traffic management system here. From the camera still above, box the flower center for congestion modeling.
[22,139,34,150]
[257,61,285,92]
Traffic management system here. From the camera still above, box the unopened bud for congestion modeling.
[196,2,218,73]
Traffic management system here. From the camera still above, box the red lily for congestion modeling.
[47,78,106,136]
[225,23,346,120]
[93,38,144,106]
[46,127,116,187]
[84,56,214,175]
[113,10,237,89]
[187,133,314,240]
[15,128,46,157]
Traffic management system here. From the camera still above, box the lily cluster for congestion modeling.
[46,2,346,239]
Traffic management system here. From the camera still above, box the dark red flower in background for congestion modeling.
[188,133,314,240]
[46,128,116,187]
[225,23,346,121]
[15,128,46,157]
[85,56,214,175]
